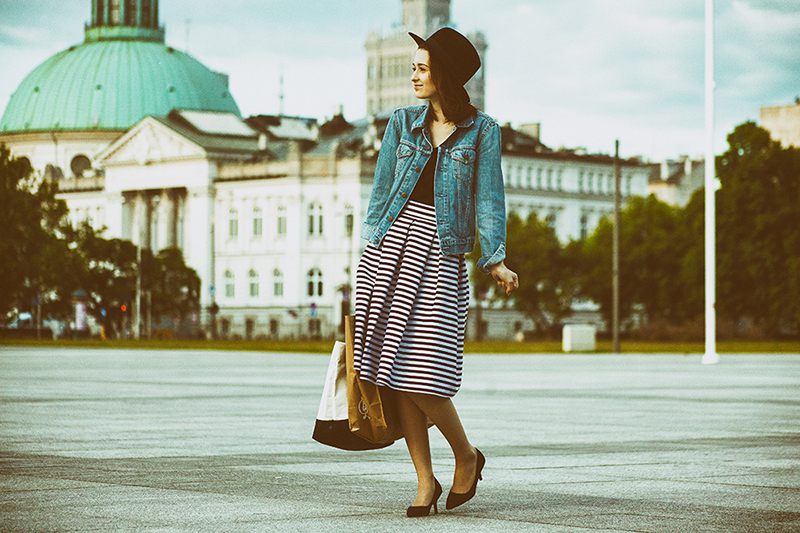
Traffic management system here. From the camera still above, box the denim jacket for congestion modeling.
[361,105,506,274]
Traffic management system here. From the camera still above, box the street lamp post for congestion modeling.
[703,0,719,365]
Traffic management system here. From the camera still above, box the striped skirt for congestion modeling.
[353,201,469,398]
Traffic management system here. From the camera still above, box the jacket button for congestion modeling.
[415,166,421,172]
[388,216,393,221]
[401,192,407,198]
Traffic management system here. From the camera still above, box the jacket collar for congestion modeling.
[411,104,476,132]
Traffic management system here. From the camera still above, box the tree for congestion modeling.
[72,224,200,338]
[71,222,138,337]
[582,195,700,328]
[0,144,74,322]
[472,211,581,336]
[716,122,800,335]
[143,247,201,323]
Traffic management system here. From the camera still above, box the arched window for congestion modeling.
[249,269,259,297]
[308,203,323,236]
[273,269,284,297]
[344,204,354,238]
[229,208,238,238]
[225,270,235,298]
[277,206,287,235]
[253,206,263,237]
[70,154,92,178]
[307,268,323,297]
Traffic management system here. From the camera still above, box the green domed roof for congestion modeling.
[1,39,240,133]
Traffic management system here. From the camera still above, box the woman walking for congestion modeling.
[353,27,518,517]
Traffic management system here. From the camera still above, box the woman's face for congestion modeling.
[411,48,437,100]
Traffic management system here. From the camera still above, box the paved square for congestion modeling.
[1,348,798,531]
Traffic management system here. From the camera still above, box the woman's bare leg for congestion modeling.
[395,391,437,506]
[399,391,478,495]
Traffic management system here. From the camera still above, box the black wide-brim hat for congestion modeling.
[409,27,481,97]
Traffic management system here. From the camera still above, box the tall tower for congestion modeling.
[366,0,486,115]
[401,0,450,35]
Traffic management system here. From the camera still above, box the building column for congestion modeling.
[164,189,178,249]
[185,185,215,310]
[103,191,125,239]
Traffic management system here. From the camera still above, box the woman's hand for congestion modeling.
[489,261,519,295]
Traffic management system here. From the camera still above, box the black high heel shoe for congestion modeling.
[445,448,485,510]
[406,478,442,517]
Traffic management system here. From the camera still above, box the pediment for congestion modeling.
[98,117,205,165]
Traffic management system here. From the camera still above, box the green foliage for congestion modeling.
[72,225,201,337]
[0,144,200,334]
[144,247,201,321]
[0,144,73,320]
[582,194,702,328]
[470,122,798,338]
[481,211,581,334]
[716,122,800,335]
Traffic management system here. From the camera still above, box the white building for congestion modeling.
[648,156,704,208]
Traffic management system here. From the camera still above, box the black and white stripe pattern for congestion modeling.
[353,201,469,398]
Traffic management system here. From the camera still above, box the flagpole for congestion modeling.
[702,0,719,365]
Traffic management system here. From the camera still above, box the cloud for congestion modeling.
[1,0,798,160]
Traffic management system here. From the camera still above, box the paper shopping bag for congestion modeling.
[312,340,392,450]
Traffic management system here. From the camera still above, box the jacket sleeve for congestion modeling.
[361,110,401,240]
[473,121,507,274]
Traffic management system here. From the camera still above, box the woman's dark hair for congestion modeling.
[420,44,478,124]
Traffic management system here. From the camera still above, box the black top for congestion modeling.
[409,149,437,206]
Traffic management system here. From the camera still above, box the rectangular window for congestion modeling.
[250,282,259,297]
[253,217,262,237]
[345,213,354,237]
[229,219,238,238]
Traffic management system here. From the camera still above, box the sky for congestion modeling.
[1,0,799,161]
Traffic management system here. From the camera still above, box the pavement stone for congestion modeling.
[0,348,798,532]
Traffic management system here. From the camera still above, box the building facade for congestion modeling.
[760,100,800,149]
[647,156,704,208]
